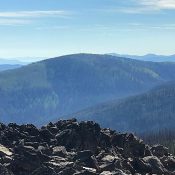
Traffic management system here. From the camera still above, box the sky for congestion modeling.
[0,0,175,60]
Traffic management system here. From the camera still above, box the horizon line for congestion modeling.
[0,52,175,60]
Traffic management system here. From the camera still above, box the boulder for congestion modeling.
[52,146,67,157]
[143,156,169,174]
[151,145,169,157]
[0,119,174,175]
[0,145,13,157]
[0,164,14,175]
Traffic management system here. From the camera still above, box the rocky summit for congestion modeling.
[0,119,175,175]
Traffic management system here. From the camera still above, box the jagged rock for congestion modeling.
[38,145,52,156]
[132,157,152,173]
[0,164,14,175]
[0,145,13,157]
[99,162,115,172]
[74,169,97,175]
[75,150,99,169]
[101,155,117,163]
[31,165,57,175]
[45,160,74,172]
[52,146,67,157]
[161,156,175,172]
[143,156,168,174]
[100,170,127,175]
[0,119,175,175]
[40,128,54,141]
[0,123,6,131]
[10,146,42,174]
[151,145,169,157]
[57,167,76,175]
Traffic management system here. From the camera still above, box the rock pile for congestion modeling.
[0,119,175,175]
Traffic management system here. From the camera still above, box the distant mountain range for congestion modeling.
[1,54,175,125]
[0,58,28,65]
[0,57,46,71]
[0,57,45,65]
[109,53,175,62]
[69,81,175,134]
[0,64,22,72]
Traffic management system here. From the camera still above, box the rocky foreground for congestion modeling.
[0,119,175,175]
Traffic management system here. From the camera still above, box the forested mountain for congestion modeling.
[69,82,175,134]
[1,54,175,124]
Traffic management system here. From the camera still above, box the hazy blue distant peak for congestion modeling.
[0,57,46,65]
[0,64,22,72]
[0,58,29,65]
[109,53,175,62]
[144,54,160,57]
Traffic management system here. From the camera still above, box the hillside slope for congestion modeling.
[70,82,175,134]
[1,54,175,124]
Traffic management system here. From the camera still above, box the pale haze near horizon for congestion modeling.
[0,0,175,61]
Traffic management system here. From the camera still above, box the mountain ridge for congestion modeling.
[1,53,175,124]
[109,53,175,62]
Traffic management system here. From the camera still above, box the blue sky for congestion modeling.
[0,0,175,60]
